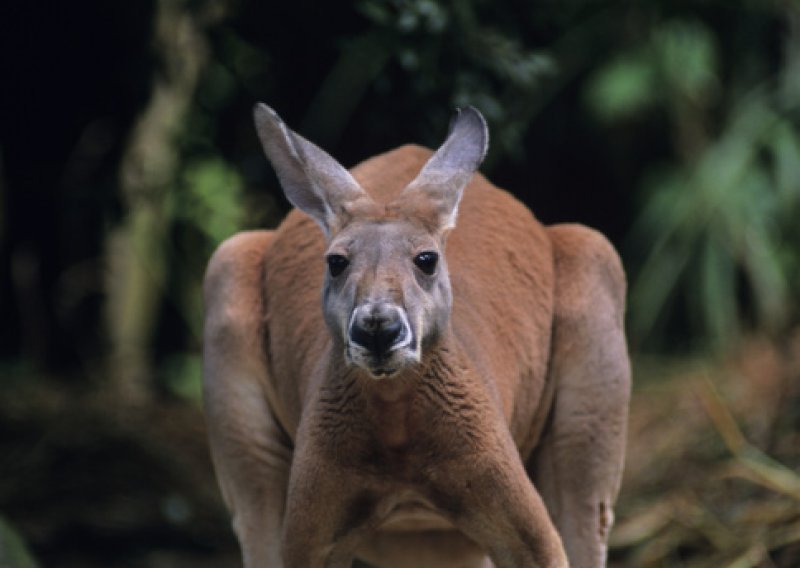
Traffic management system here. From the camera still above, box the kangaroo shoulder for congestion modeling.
[204,230,274,335]
[547,224,626,320]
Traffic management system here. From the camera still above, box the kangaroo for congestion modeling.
[203,104,630,567]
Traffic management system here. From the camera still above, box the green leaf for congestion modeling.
[653,20,718,102]
[698,234,737,349]
[771,121,800,204]
[161,353,203,403]
[586,54,657,121]
[178,157,245,247]
[0,516,39,568]
[629,243,692,342]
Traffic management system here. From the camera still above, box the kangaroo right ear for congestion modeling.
[400,106,488,232]
[253,103,368,237]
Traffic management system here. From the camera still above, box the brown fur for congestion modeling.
[204,144,630,567]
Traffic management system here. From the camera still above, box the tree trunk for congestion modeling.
[106,0,221,403]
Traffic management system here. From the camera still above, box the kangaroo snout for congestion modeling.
[348,303,410,357]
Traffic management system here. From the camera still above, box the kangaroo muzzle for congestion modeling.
[346,302,415,376]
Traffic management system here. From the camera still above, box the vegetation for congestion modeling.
[1,0,798,565]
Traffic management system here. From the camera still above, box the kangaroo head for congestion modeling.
[254,104,488,378]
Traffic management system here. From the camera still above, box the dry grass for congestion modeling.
[610,333,800,567]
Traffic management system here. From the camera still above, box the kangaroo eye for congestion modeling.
[326,254,349,277]
[413,251,439,275]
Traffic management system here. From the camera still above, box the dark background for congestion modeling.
[1,1,799,566]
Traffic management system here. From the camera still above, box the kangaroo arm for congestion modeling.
[203,230,292,567]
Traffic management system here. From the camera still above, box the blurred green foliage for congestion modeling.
[587,20,718,122]
[0,516,39,568]
[174,157,245,255]
[585,14,800,350]
[629,96,800,349]
[161,351,204,402]
[157,157,245,400]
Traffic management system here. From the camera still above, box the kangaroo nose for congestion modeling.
[349,304,407,356]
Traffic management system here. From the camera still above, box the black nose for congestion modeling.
[349,308,405,356]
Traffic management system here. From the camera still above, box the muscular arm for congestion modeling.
[531,223,631,568]
[203,230,292,567]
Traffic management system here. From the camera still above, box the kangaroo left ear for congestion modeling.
[253,103,371,237]
[401,107,489,231]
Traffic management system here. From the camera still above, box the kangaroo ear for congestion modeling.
[254,103,368,236]
[402,107,488,231]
